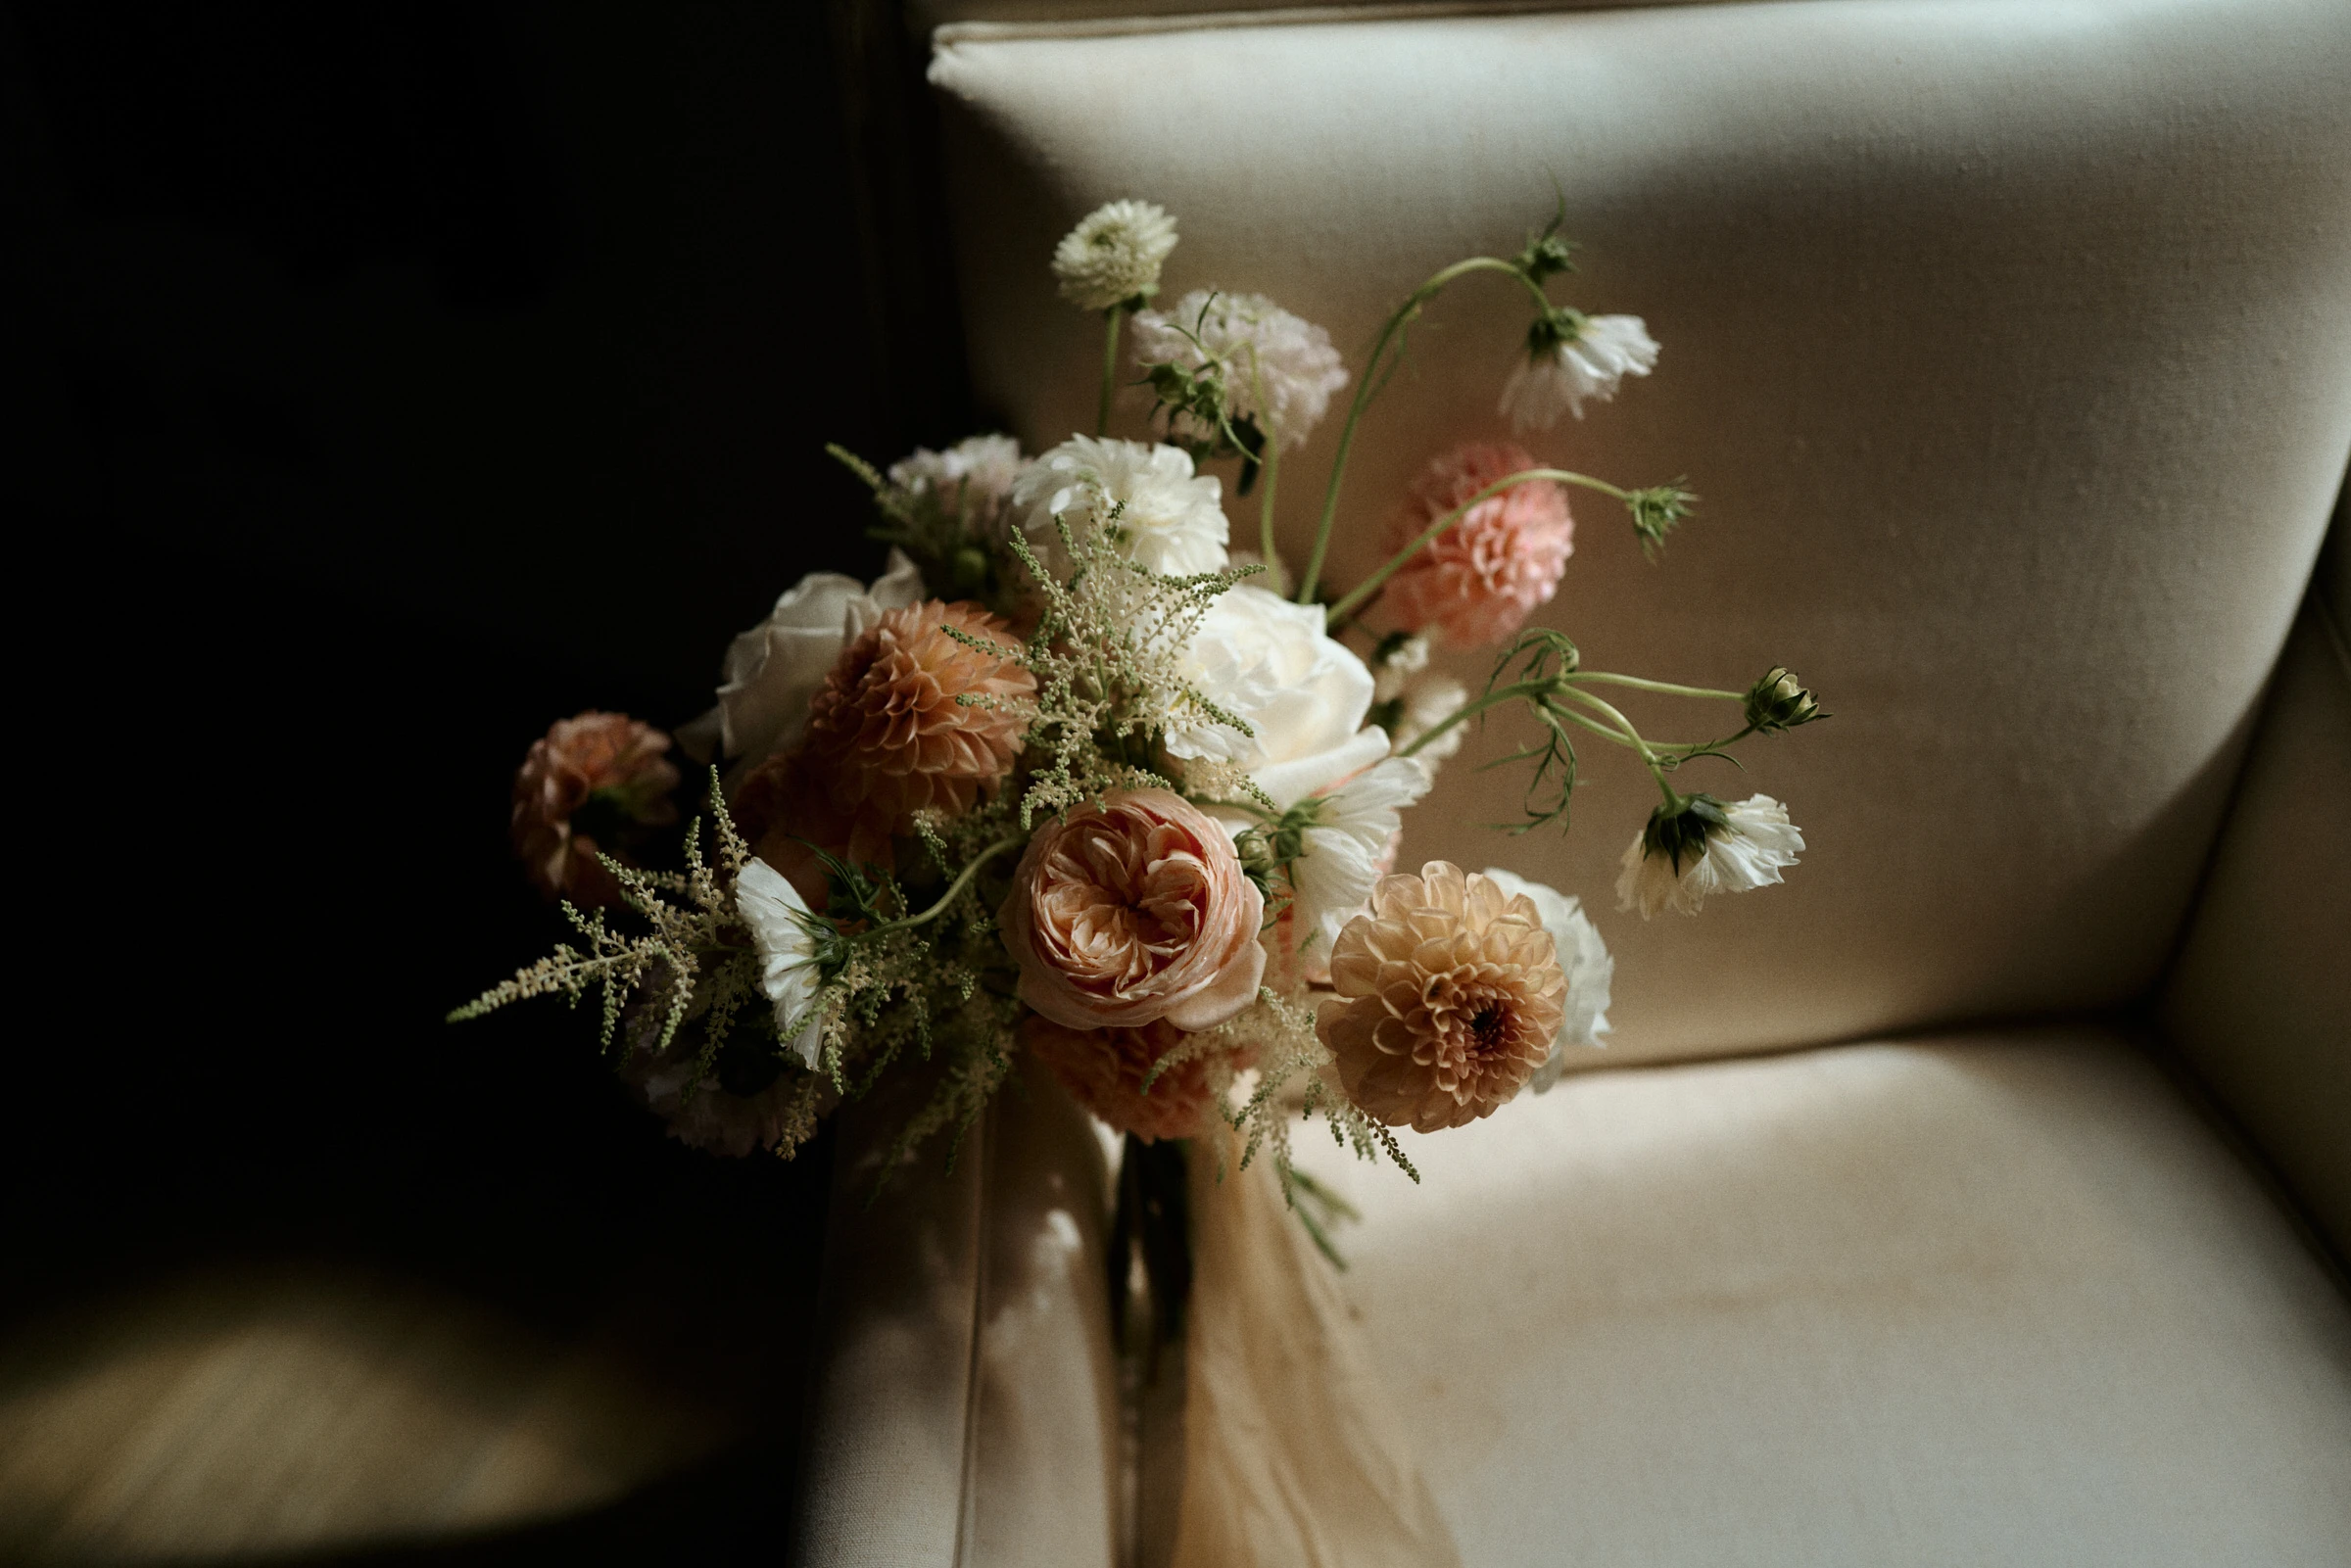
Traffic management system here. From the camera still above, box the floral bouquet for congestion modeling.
[458,198,1821,1252]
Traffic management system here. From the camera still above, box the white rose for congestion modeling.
[1169,584,1381,804]
[1009,437,1227,580]
[1481,867,1613,1092]
[677,549,923,765]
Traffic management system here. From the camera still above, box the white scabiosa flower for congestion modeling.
[1287,757,1435,963]
[736,857,826,1068]
[1010,436,1229,578]
[1614,793,1803,919]
[1480,867,1612,1092]
[1130,290,1350,450]
[1500,312,1659,430]
[1051,199,1178,311]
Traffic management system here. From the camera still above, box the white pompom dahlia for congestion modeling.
[1051,199,1178,311]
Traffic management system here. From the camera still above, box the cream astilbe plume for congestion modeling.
[1052,199,1178,310]
[1319,862,1566,1131]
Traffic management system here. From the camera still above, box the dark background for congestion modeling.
[8,3,961,1558]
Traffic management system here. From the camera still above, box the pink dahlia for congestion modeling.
[511,711,680,905]
[1378,443,1572,648]
[1020,1016,1243,1144]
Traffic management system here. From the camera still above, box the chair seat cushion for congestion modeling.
[1286,1025,2351,1567]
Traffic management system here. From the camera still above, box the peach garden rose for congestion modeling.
[999,787,1266,1032]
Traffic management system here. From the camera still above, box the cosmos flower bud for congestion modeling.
[1745,667,1823,734]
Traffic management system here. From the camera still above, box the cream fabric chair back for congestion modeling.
[928,0,2351,1066]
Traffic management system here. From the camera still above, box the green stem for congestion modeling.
[865,837,1023,938]
[1323,467,1630,629]
[1097,309,1123,437]
[1568,671,1745,703]
[1296,256,1548,606]
[1254,364,1282,572]
[1396,679,1552,758]
[1562,689,1680,808]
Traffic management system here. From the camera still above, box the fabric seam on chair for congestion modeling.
[951,1095,1000,1567]
[931,0,1752,50]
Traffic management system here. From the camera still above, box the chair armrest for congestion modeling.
[2161,574,2351,1260]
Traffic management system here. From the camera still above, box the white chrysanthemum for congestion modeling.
[1131,290,1349,450]
[1389,671,1469,764]
[1010,436,1228,579]
[1051,199,1178,311]
[1289,757,1434,962]
[1614,793,1804,919]
[736,857,825,1068]
[1166,584,1376,793]
[1500,314,1659,430]
[1481,868,1612,1092]
[888,434,1023,523]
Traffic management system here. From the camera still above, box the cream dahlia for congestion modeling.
[511,711,680,906]
[1614,793,1804,918]
[1020,1016,1238,1143]
[1379,443,1573,649]
[1051,199,1178,311]
[1499,312,1659,430]
[1479,867,1612,1092]
[1130,290,1349,450]
[1318,862,1566,1131]
[1000,788,1267,1032]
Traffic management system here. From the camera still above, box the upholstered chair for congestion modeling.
[792,1,2351,1563]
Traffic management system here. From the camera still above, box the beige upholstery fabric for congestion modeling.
[2161,596,2351,1261]
[1285,1026,2351,1567]
[929,0,2351,1068]
[792,1057,1119,1567]
[915,2,1668,44]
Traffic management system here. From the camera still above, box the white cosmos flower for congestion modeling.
[1010,437,1228,579]
[1168,584,1378,799]
[1615,793,1804,919]
[1051,199,1178,311]
[1288,757,1434,962]
[1131,290,1350,450]
[676,549,923,765]
[736,857,826,1069]
[1500,313,1659,430]
[1480,867,1612,1092]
